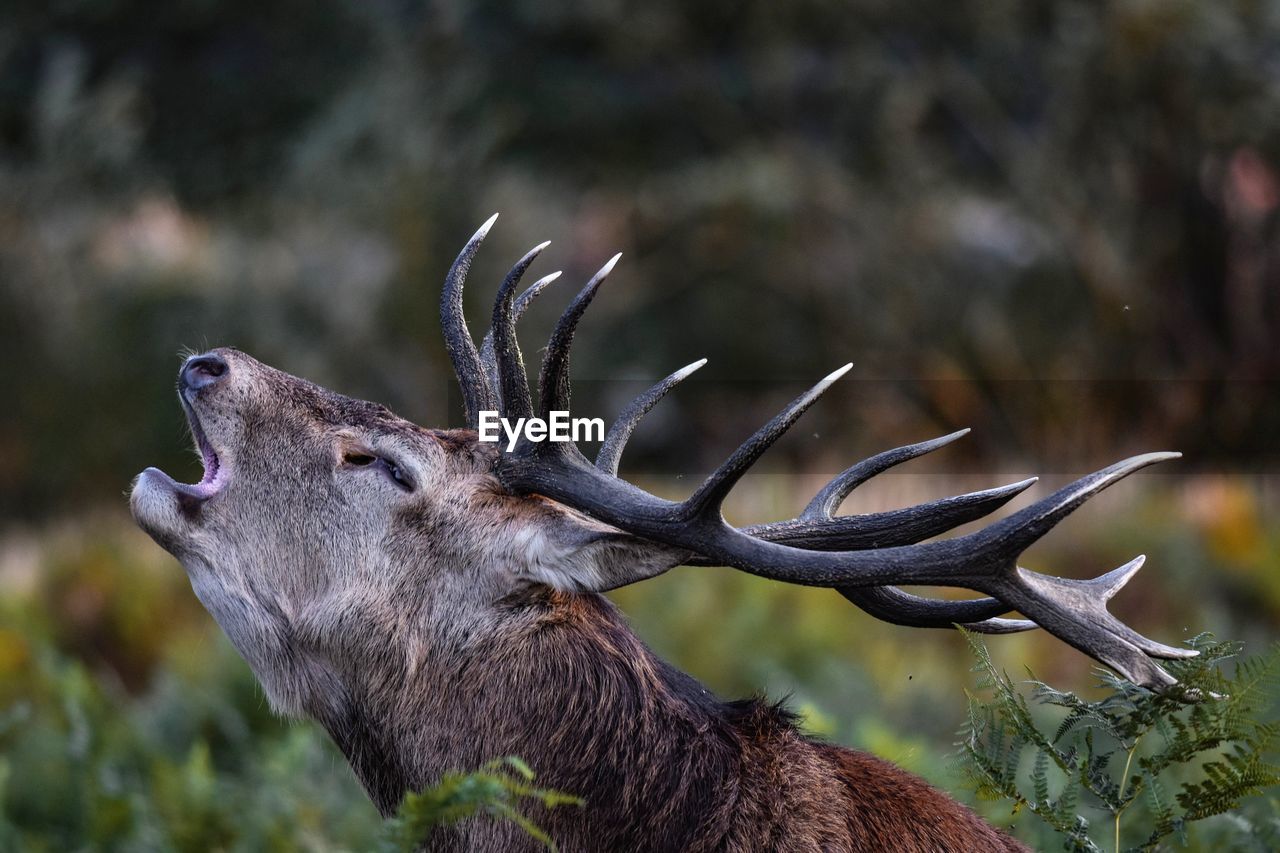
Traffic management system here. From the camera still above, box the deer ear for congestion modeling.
[511,503,690,593]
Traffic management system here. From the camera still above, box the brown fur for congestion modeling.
[336,590,1025,851]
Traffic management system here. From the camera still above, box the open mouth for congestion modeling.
[182,397,224,496]
[144,397,228,510]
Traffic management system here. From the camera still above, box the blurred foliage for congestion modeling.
[0,606,384,849]
[0,518,377,850]
[4,0,1280,519]
[1,0,1279,848]
[957,631,1280,851]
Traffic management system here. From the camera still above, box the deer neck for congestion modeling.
[308,588,744,833]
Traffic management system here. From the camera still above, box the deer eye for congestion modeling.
[384,461,412,490]
[343,449,414,491]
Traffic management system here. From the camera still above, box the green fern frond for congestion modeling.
[382,756,582,851]
[955,631,1279,851]
[1032,749,1051,808]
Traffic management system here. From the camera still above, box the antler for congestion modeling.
[440,220,1195,689]
[723,430,1041,634]
[441,215,500,427]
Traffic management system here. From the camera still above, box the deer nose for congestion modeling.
[180,353,229,392]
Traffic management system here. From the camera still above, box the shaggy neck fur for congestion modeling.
[306,587,1025,852]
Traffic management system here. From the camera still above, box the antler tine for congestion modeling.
[730,479,1041,631]
[681,364,853,520]
[803,429,972,519]
[989,557,1189,690]
[1017,556,1186,656]
[489,242,552,419]
[698,508,1040,632]
[813,485,1039,632]
[741,478,1037,552]
[480,270,563,396]
[538,253,621,422]
[441,214,501,427]
[800,430,1036,633]
[959,452,1195,680]
[836,587,1035,633]
[596,359,708,476]
[712,427,1037,632]
[972,452,1181,556]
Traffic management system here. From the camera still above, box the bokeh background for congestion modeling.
[1,1,1278,848]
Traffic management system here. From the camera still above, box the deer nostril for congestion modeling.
[181,354,229,392]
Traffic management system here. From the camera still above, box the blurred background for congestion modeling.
[1,0,1278,848]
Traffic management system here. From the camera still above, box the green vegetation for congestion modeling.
[958,631,1280,851]
[383,758,580,852]
[0,601,573,851]
[0,629,383,851]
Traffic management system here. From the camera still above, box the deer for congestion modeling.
[130,215,1194,851]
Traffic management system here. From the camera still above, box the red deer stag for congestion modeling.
[131,215,1192,851]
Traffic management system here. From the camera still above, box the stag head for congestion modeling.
[129,344,678,721]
